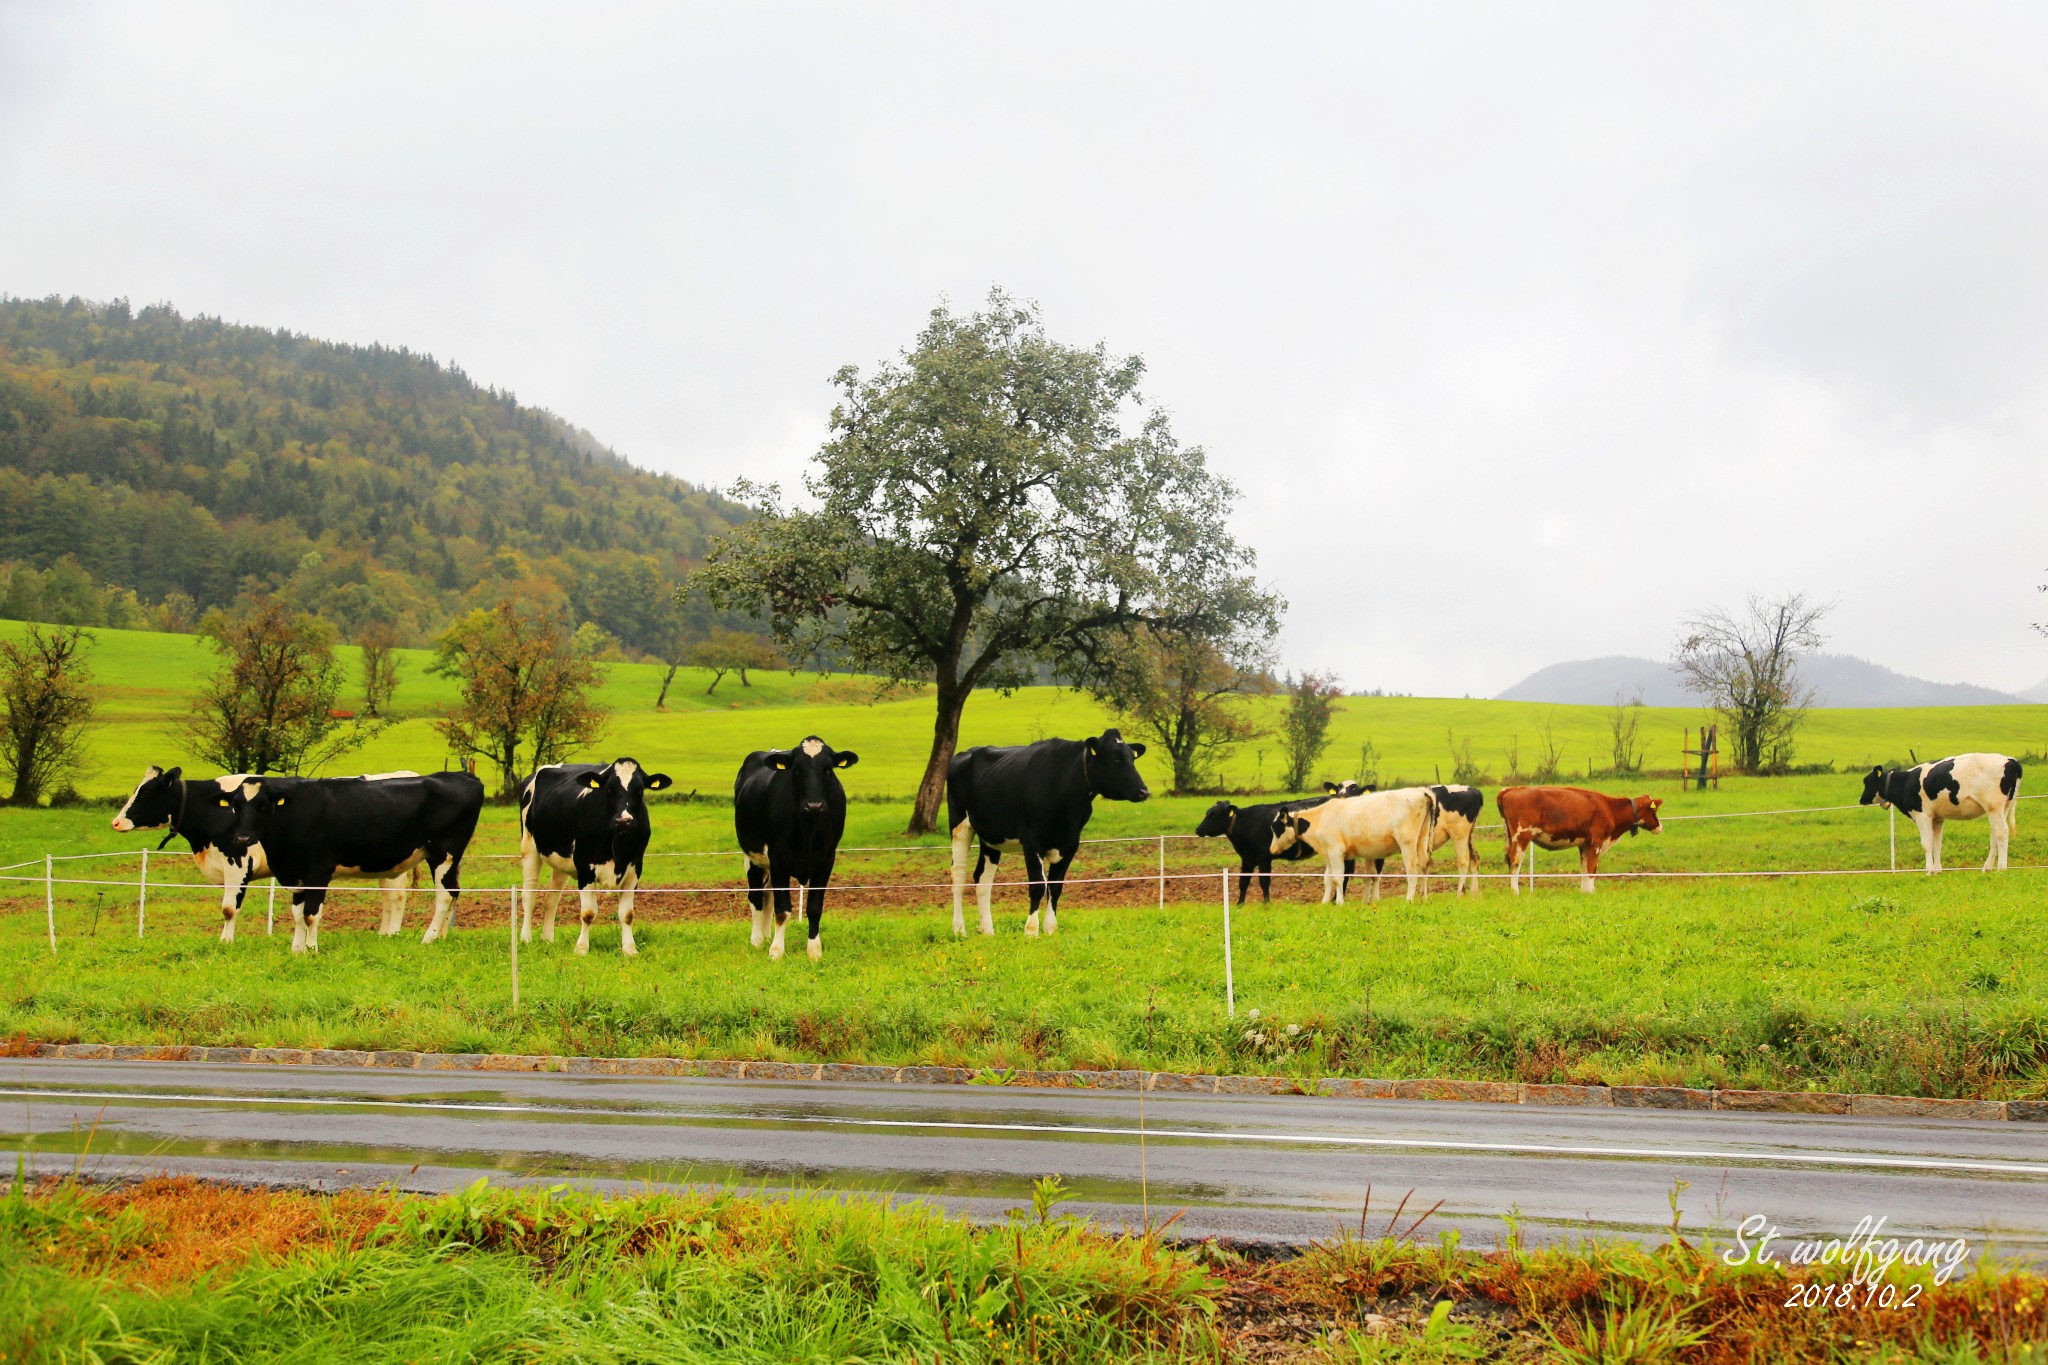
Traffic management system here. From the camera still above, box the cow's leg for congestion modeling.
[288,892,310,954]
[1986,808,2010,871]
[1237,859,1254,905]
[1505,829,1526,894]
[1323,848,1343,904]
[573,866,606,956]
[421,853,461,944]
[1923,816,1943,874]
[218,862,252,944]
[768,870,794,961]
[294,878,333,954]
[1042,851,1072,935]
[974,848,998,937]
[1022,847,1047,937]
[615,864,640,956]
[1580,844,1599,894]
[804,876,827,961]
[543,868,571,942]
[1460,833,1479,895]
[950,819,973,937]
[378,876,408,935]
[746,858,769,947]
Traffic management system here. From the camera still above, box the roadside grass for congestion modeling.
[16,617,2047,802]
[6,862,2045,1098]
[3,1176,2043,1363]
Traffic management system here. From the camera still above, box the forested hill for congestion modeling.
[0,295,748,653]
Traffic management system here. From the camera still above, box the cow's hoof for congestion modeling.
[574,940,590,957]
[1023,919,1039,938]
[806,938,822,962]
[749,932,764,948]
[769,942,785,962]
[621,939,638,957]
[519,930,532,944]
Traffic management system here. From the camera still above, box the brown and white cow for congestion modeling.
[1497,786,1662,893]
[1269,787,1437,903]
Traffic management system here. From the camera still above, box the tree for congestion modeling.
[431,600,609,796]
[0,624,96,804]
[1607,691,1646,774]
[357,624,402,717]
[689,290,1271,833]
[1670,592,1830,773]
[1277,672,1343,791]
[185,599,375,774]
[690,628,783,695]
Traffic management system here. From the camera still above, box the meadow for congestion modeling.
[4,1175,2041,1363]
[4,619,2045,1100]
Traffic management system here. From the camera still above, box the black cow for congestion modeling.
[228,771,485,953]
[113,765,431,943]
[518,758,672,955]
[733,736,859,962]
[946,727,1149,937]
[1194,795,1364,904]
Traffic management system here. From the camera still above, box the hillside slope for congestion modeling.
[1499,653,2033,708]
[0,295,747,650]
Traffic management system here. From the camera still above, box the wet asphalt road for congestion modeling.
[6,1058,2046,1254]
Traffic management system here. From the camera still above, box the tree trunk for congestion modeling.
[655,663,678,710]
[908,682,968,835]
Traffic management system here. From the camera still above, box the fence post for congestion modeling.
[45,854,55,954]
[1221,870,1234,1019]
[267,882,276,936]
[1157,836,1166,909]
[509,885,520,1010]
[1889,806,1896,873]
[137,848,148,938]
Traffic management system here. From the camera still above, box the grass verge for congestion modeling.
[2,1175,2043,1362]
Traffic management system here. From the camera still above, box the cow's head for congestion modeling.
[112,765,182,832]
[766,736,858,818]
[1631,796,1664,834]
[1324,780,1373,797]
[1269,811,1310,856]
[582,758,673,831]
[1860,766,1892,808]
[1085,728,1149,802]
[1194,800,1236,838]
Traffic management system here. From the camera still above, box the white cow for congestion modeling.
[1860,754,2022,872]
[1268,787,1437,903]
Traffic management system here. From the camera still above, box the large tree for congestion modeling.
[1670,591,1830,773]
[184,598,376,774]
[691,291,1273,833]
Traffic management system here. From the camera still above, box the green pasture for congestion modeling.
[15,619,2045,801]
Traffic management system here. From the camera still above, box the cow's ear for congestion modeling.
[1084,738,1100,757]
[1649,798,1662,809]
[644,773,672,791]
[833,751,860,769]
[1127,742,1146,758]
[769,752,790,771]
[163,766,181,782]
[585,774,603,789]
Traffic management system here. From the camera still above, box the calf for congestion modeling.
[518,758,672,955]
[112,765,429,942]
[1496,785,1661,893]
[1268,787,1437,903]
[227,771,484,952]
[733,736,859,961]
[1860,753,2021,872]
[948,728,1149,937]
[1194,795,1356,904]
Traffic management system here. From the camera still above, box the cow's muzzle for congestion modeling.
[802,800,828,815]
[111,817,134,832]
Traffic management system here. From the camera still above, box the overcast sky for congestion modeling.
[5,3,2045,696]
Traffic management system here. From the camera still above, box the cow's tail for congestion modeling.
[1417,788,1439,875]
[2008,759,2022,830]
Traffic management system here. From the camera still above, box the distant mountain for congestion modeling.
[0,295,751,652]
[1498,654,2036,708]
[2024,675,2048,704]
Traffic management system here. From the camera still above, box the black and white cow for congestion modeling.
[112,765,433,943]
[227,771,485,953]
[1425,784,1486,894]
[947,727,1150,937]
[517,758,672,955]
[1859,753,2022,872]
[1194,795,1358,904]
[733,736,858,962]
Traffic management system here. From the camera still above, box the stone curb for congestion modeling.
[12,1041,2037,1120]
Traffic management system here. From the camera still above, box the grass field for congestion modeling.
[5,620,2046,1100]
[15,618,2047,801]
[4,1176,2041,1363]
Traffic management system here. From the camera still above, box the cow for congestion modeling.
[225,770,485,952]
[1497,786,1662,894]
[947,728,1150,937]
[733,736,858,961]
[517,758,672,955]
[1425,784,1486,894]
[1268,786,1438,903]
[1194,795,1358,904]
[111,765,433,942]
[1859,753,2022,872]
